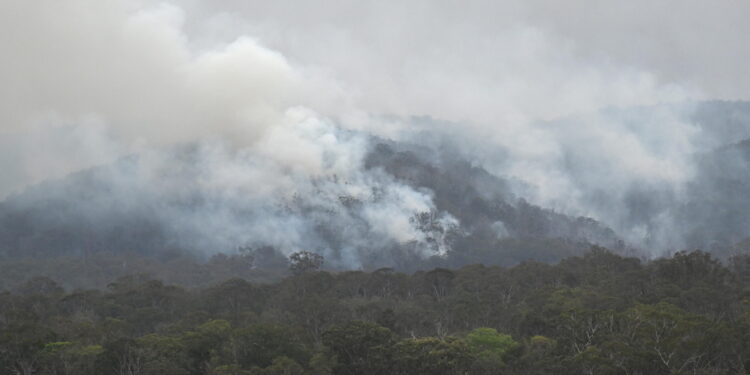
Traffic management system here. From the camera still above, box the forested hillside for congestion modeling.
[3,248,750,374]
[2,102,749,273]
[0,136,622,271]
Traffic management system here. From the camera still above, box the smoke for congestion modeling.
[0,1,304,194]
[1,0,749,262]
[165,108,458,265]
[1,108,459,267]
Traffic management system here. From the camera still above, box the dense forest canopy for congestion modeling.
[3,248,750,374]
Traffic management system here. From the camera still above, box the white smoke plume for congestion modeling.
[1,0,749,261]
[104,108,457,267]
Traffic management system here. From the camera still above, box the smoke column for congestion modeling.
[2,0,750,262]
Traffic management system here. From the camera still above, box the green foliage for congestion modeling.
[466,328,518,357]
[322,321,395,375]
[41,341,93,375]
[228,324,308,369]
[3,248,750,374]
[392,337,472,375]
[465,328,518,373]
[308,350,336,375]
[213,364,252,375]
[263,356,304,375]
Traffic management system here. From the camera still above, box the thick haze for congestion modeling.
[1,0,749,262]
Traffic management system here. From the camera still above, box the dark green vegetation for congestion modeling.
[4,248,750,374]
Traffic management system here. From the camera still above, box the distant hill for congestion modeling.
[1,101,750,270]
[0,142,620,270]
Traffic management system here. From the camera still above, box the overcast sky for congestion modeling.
[178,0,749,99]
